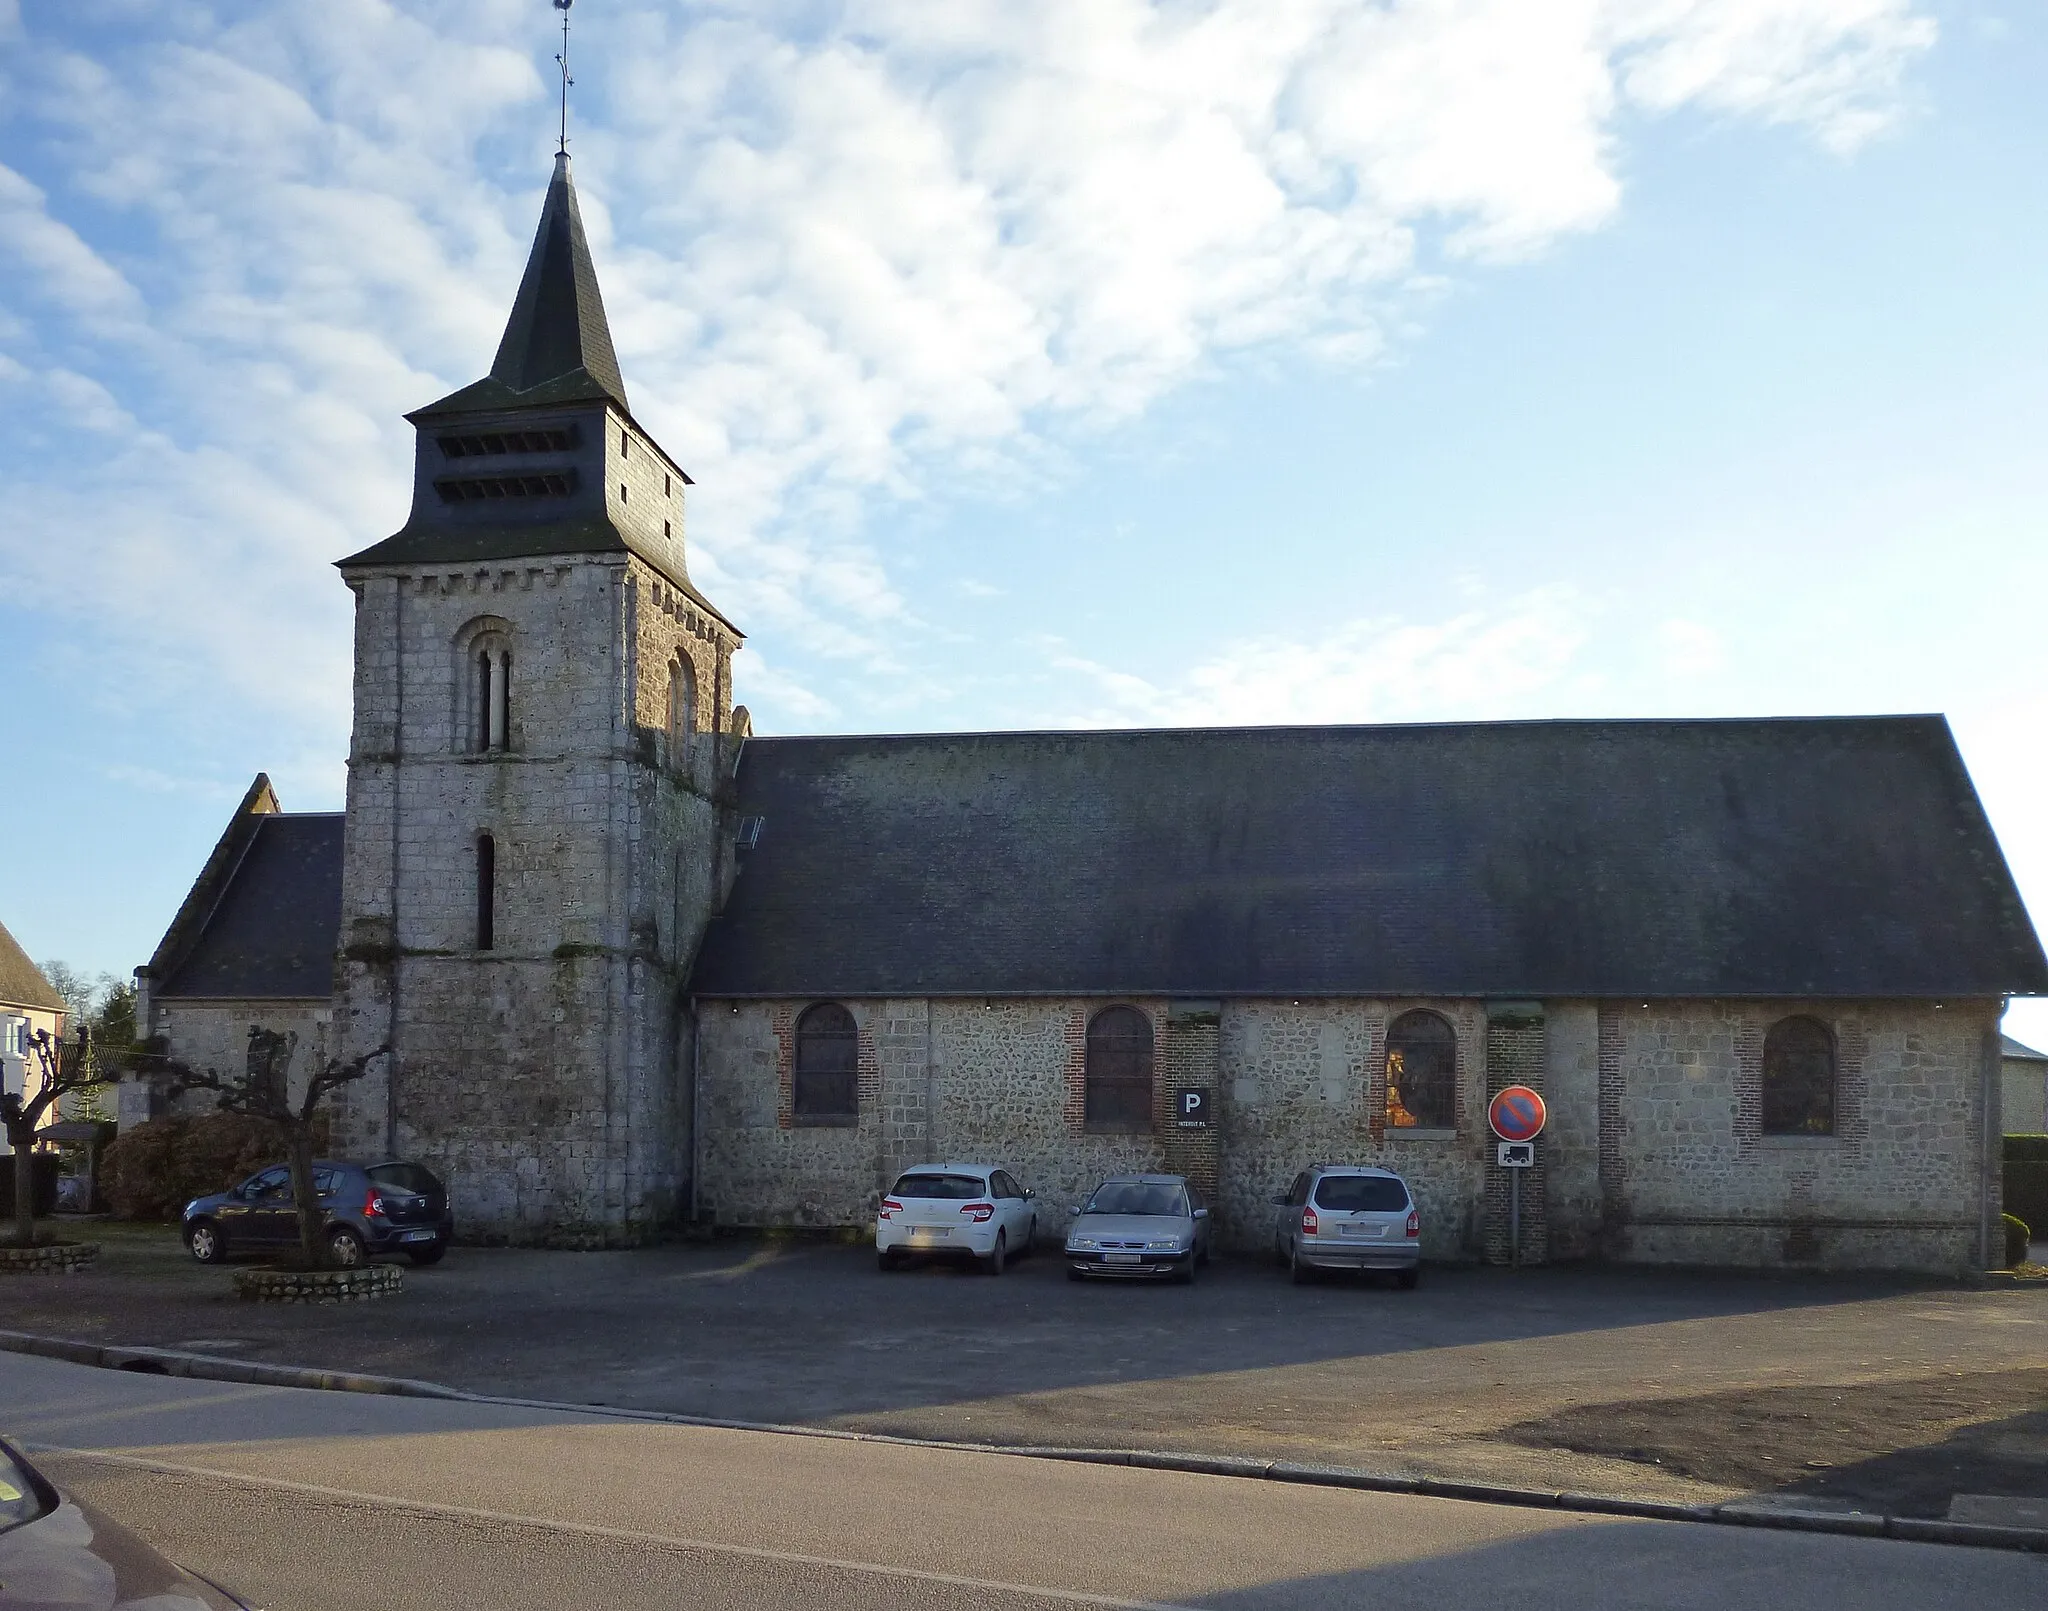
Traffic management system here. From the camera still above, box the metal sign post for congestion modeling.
[1488,1090,1546,1269]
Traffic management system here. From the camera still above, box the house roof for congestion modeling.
[2004,1035,2048,1063]
[149,784,345,1001]
[0,917,65,1014]
[687,715,2048,1001]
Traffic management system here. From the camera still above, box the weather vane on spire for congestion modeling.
[553,0,575,156]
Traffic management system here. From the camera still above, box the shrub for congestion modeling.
[100,1111,325,1221]
[2004,1213,2034,1269]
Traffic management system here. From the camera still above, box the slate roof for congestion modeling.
[687,715,2048,1001]
[2005,1035,2048,1063]
[444,149,625,416]
[153,814,345,1000]
[0,917,65,1014]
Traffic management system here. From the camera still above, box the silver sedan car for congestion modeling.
[1064,1173,1211,1282]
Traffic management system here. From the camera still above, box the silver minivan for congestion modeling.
[1272,1164,1421,1287]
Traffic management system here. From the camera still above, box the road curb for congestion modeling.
[5,1326,2045,1554]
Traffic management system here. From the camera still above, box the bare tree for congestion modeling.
[2,1027,117,1248]
[143,1029,389,1269]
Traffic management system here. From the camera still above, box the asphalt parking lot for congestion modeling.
[7,1223,2046,1515]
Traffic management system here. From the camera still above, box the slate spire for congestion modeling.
[489,150,628,409]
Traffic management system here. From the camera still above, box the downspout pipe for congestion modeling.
[689,993,703,1226]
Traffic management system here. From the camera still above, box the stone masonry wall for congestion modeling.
[1597,998,1997,1272]
[333,548,733,1243]
[692,995,1995,1272]
[148,999,331,1115]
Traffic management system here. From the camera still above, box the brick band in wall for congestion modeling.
[1483,1003,1547,1266]
[1162,1001,1222,1224]
[1597,1004,1626,1256]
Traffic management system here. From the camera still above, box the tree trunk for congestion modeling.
[287,1125,326,1269]
[7,1125,36,1249]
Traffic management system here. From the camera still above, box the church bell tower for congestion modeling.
[330,152,742,1242]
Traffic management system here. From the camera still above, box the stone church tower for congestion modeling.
[330,153,742,1242]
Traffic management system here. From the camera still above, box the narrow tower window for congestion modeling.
[476,834,496,951]
[667,655,696,770]
[476,650,492,751]
[462,625,515,755]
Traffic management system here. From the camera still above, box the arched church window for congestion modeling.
[794,1003,859,1124]
[1763,1016,1835,1135]
[1085,1006,1153,1132]
[667,655,696,769]
[475,834,496,951]
[465,629,513,754]
[1385,1010,1456,1129]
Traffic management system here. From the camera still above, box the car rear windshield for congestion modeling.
[1084,1183,1187,1217]
[1313,1175,1409,1212]
[367,1163,441,1196]
[890,1173,986,1200]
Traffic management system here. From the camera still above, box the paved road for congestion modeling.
[16,1228,2046,1508]
[4,1353,2042,1610]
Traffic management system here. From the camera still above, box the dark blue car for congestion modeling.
[182,1158,453,1267]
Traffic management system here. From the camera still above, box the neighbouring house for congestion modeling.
[128,774,342,1129]
[0,917,68,1154]
[2003,1035,2048,1136]
[133,152,2048,1273]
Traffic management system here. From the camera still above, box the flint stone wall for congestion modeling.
[694,995,1995,1272]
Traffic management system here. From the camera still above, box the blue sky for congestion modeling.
[3,1,2045,1041]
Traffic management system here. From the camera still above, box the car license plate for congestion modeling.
[1342,1224,1385,1238]
[401,1229,436,1243]
[1103,1252,1142,1264]
[911,1227,949,1240]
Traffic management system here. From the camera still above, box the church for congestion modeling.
[131,154,2048,1272]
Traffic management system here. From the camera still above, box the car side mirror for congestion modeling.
[1070,1204,1084,1215]
[1024,1188,1035,1200]
[1268,1193,1286,1206]
[1193,1207,1210,1220]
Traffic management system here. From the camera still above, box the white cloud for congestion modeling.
[1656,618,1727,679]
[0,0,1935,743]
[1056,587,1599,728]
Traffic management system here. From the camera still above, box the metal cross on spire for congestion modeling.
[553,0,575,155]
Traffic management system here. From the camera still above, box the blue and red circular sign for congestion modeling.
[1488,1085,1547,1143]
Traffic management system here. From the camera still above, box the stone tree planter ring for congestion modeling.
[234,1264,403,1303]
[0,1241,99,1274]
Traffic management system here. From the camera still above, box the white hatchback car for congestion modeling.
[876,1163,1038,1274]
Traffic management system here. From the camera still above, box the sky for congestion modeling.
[2,1,2045,1041]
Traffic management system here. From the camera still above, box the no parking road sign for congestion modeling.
[1487,1085,1546,1144]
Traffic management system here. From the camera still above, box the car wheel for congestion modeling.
[1066,1266,1086,1282]
[1396,1266,1420,1290]
[878,1248,900,1272]
[1196,1237,1210,1269]
[983,1231,1007,1276]
[407,1243,446,1266]
[185,1221,224,1265]
[1289,1246,1314,1285]
[1174,1253,1197,1286]
[327,1228,367,1269]
[1026,1215,1037,1254]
